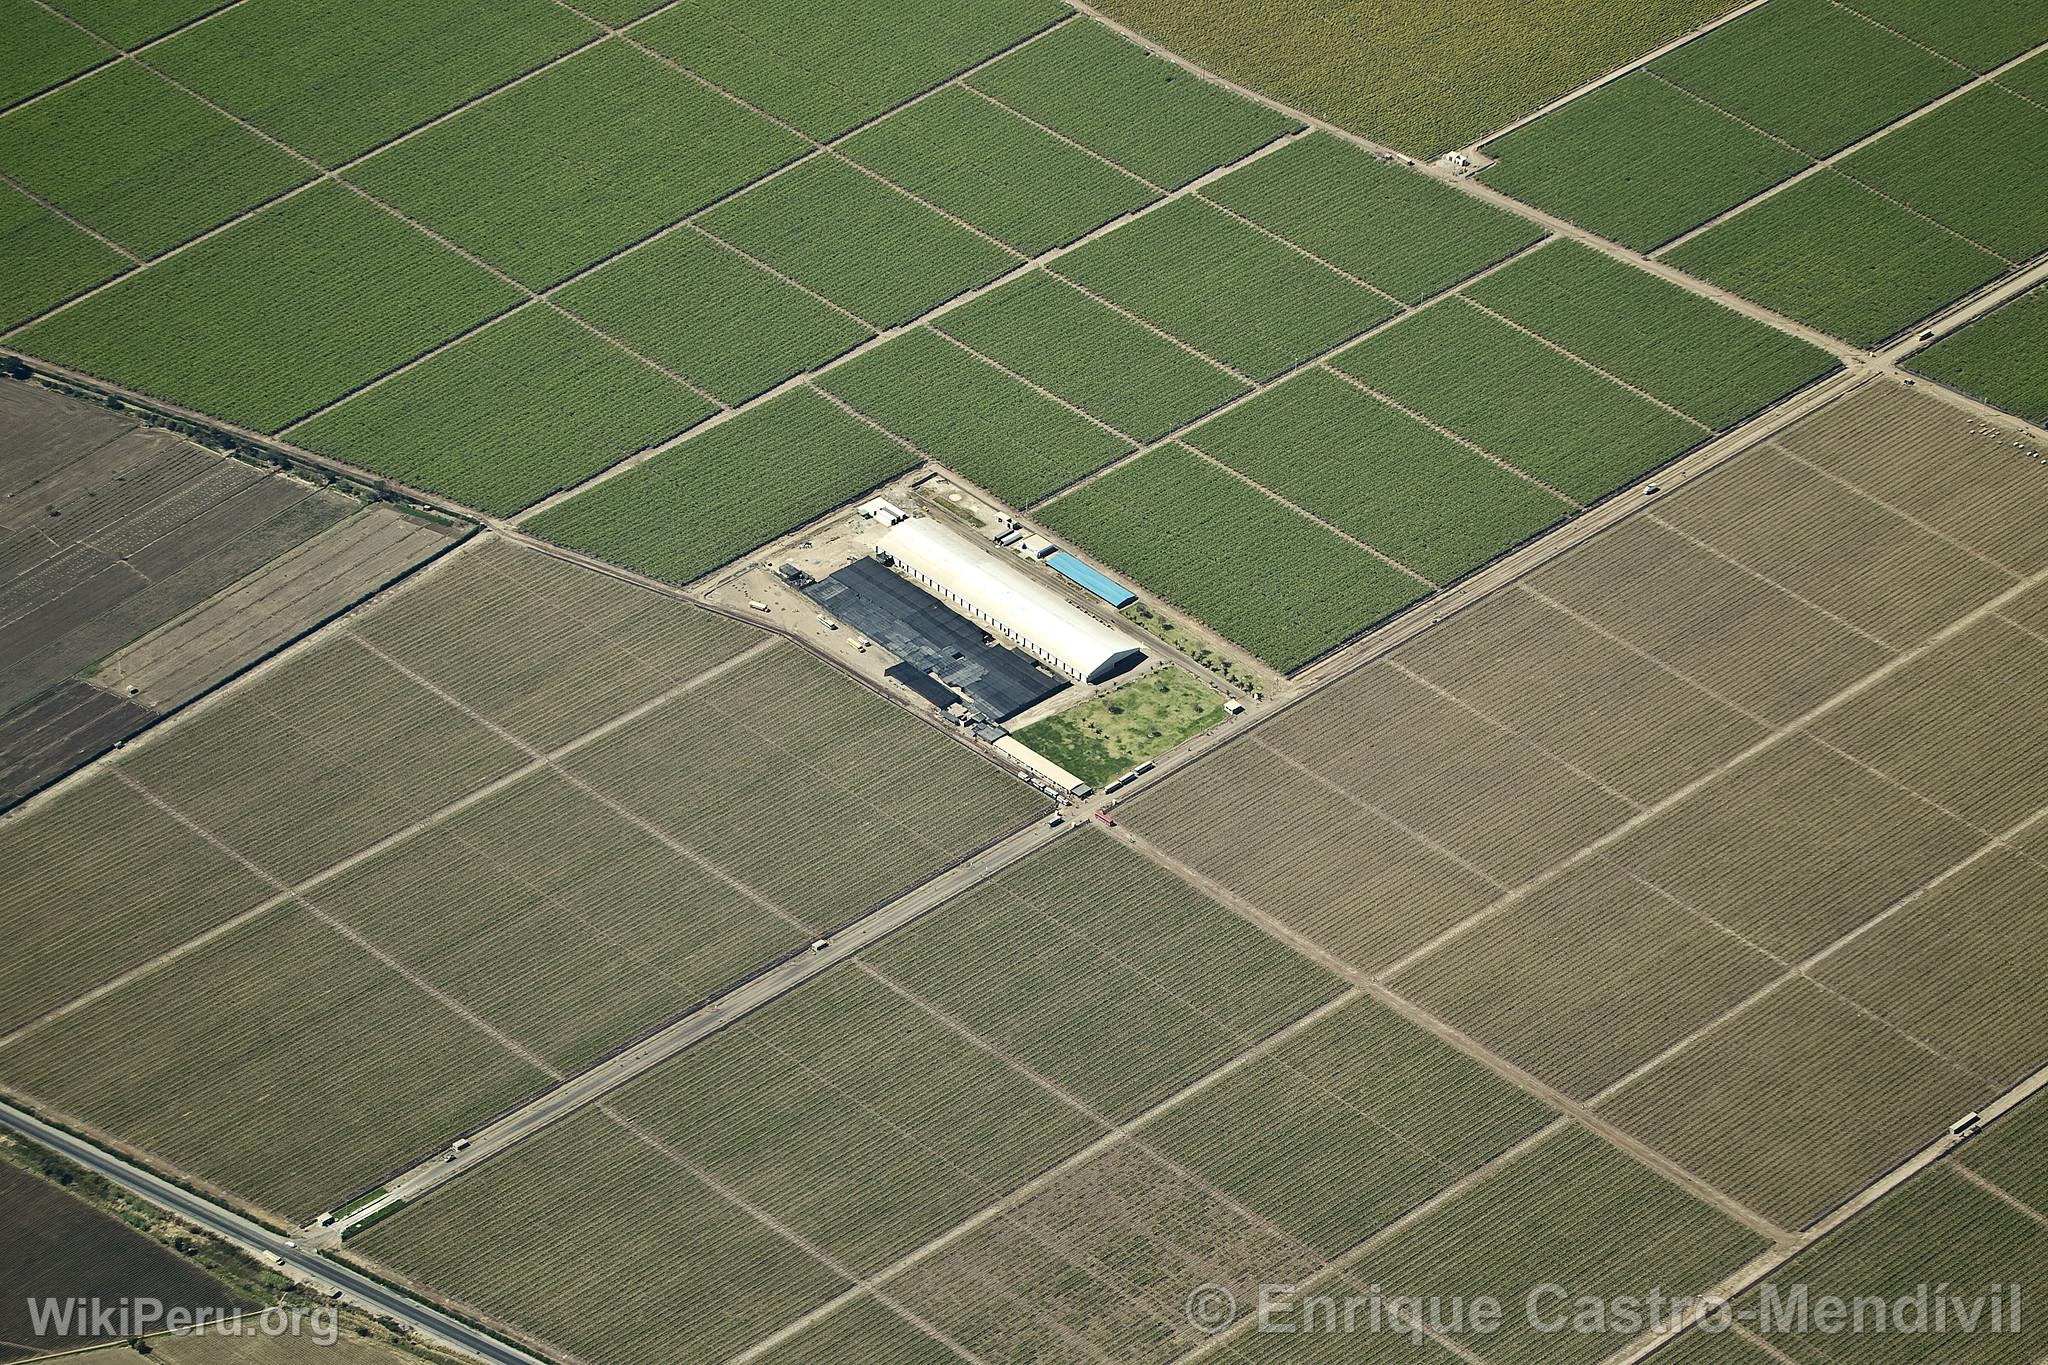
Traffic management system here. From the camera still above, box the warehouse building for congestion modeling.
[879,519,1143,683]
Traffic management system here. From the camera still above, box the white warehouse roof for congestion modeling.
[879,518,1142,684]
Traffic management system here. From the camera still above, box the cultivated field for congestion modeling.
[1907,279,2048,421]
[1482,0,2048,343]
[1122,379,2047,1239]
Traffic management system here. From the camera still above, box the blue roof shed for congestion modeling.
[1046,552,1136,609]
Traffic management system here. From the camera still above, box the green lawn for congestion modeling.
[556,228,873,404]
[1186,367,1572,583]
[0,61,310,258]
[934,271,1247,440]
[1332,298,1707,502]
[967,18,1298,188]
[1665,170,2008,346]
[526,387,919,585]
[1480,70,1807,250]
[1012,666,1229,787]
[697,156,1016,329]
[1202,132,1544,302]
[840,85,1157,254]
[1906,281,2048,422]
[148,0,598,166]
[1465,238,1840,428]
[1050,196,1395,381]
[815,327,1132,506]
[289,305,713,515]
[14,182,522,432]
[347,41,805,287]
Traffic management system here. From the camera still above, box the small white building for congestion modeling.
[879,518,1142,683]
[858,497,908,525]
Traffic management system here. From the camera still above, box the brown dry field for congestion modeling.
[1769,382,2048,574]
[1125,737,1499,972]
[1652,444,2016,646]
[1257,662,1638,883]
[1523,515,1895,724]
[2001,576,2048,636]
[1809,614,2048,832]
[1813,845,2048,1087]
[1393,586,1766,804]
[1603,734,1983,961]
[1595,977,1994,1229]
[1388,858,1780,1099]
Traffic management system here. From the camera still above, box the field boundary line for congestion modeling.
[1999,611,2048,647]
[1828,0,1977,74]
[1039,262,1261,385]
[1387,660,1644,808]
[106,765,564,1079]
[958,82,1168,193]
[1767,443,2032,579]
[806,386,928,459]
[0,167,143,264]
[1648,34,2048,260]
[1317,364,1586,509]
[928,327,1140,445]
[508,118,1306,525]
[10,0,262,113]
[1022,231,1558,514]
[1180,445,1441,588]
[1951,1164,2048,1230]
[1191,191,1405,305]
[1583,800,2048,1111]
[1117,825,1789,1244]
[1452,292,1714,431]
[723,988,1364,1365]
[1377,559,2048,983]
[1639,512,1903,650]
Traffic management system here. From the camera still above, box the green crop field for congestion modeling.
[562,643,1047,927]
[934,271,1248,440]
[696,156,1015,329]
[840,85,1158,255]
[119,633,527,883]
[527,387,919,586]
[0,183,125,329]
[290,305,713,515]
[967,18,1298,189]
[1465,239,1840,428]
[634,0,1065,142]
[1480,71,1808,250]
[1140,995,1553,1256]
[1039,443,1430,671]
[1733,1165,2048,1363]
[1651,0,1966,156]
[1665,170,2008,345]
[0,770,270,1036]
[1839,84,2048,263]
[556,228,872,406]
[869,830,1339,1119]
[0,61,309,258]
[0,903,551,1218]
[42,0,215,47]
[1850,0,2048,71]
[1186,368,1573,583]
[1202,133,1545,303]
[613,966,1099,1271]
[359,1107,848,1365]
[3,0,108,110]
[1009,667,1229,788]
[2004,48,2048,102]
[13,182,521,432]
[1090,0,1738,157]
[349,538,760,751]
[1050,196,1396,381]
[814,327,1131,506]
[1907,281,2048,421]
[348,42,803,289]
[146,0,597,166]
[1598,978,1992,1228]
[1332,298,1707,502]
[1361,1125,1771,1365]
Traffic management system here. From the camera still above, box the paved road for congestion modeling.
[0,1099,548,1365]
